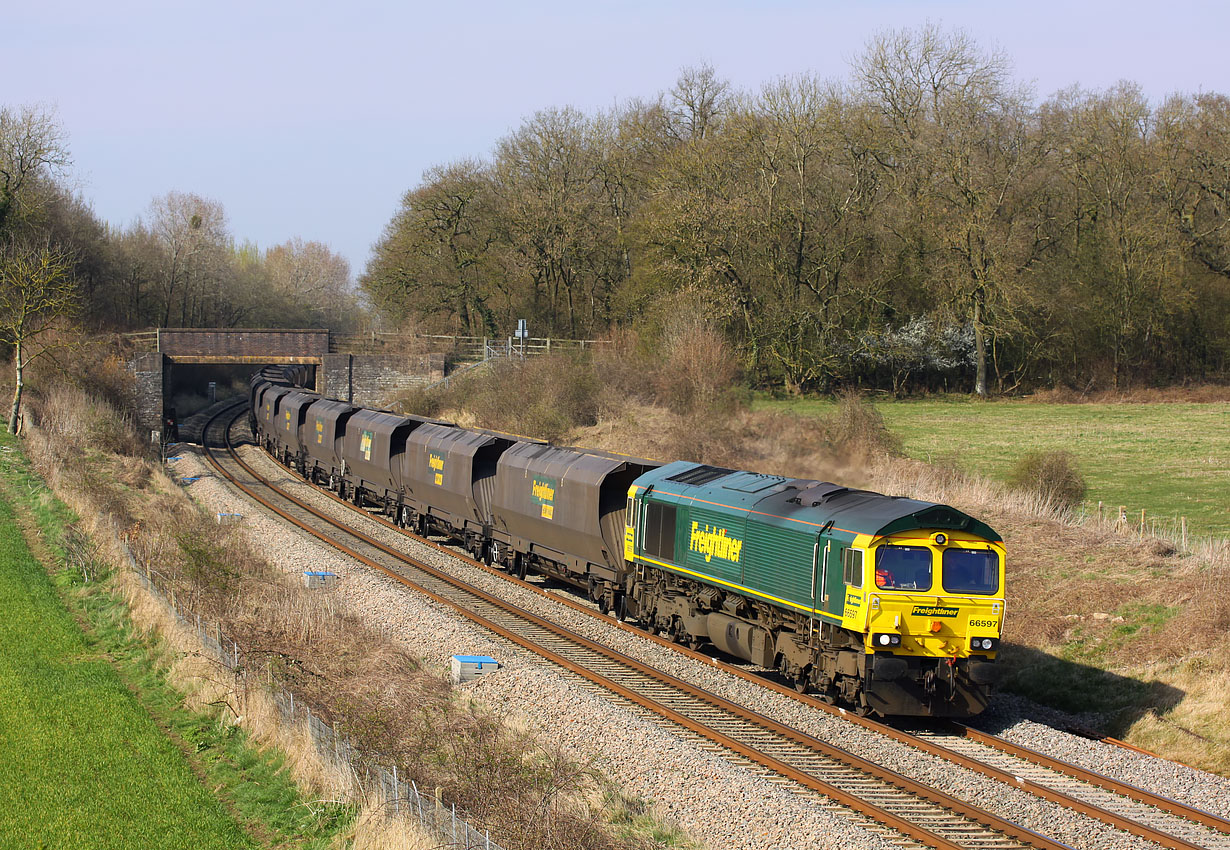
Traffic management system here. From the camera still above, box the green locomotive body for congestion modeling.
[624,461,1005,716]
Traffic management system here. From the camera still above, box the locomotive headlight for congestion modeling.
[873,633,902,648]
[972,637,998,651]
[879,634,891,646]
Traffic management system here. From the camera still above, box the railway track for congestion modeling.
[201,401,1229,850]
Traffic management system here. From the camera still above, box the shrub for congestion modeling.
[654,314,743,418]
[1008,449,1087,508]
[823,390,901,457]
[393,386,444,419]
[425,352,602,443]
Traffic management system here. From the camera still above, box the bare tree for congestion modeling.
[1052,83,1179,386]
[1158,93,1230,279]
[145,191,231,326]
[265,237,354,326]
[668,64,731,142]
[0,104,71,240]
[856,24,1044,396]
[1,243,77,432]
[750,74,885,390]
[494,108,607,335]
[364,160,500,334]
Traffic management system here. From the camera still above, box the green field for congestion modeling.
[756,397,1230,539]
[0,486,255,848]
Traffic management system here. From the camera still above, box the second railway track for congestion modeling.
[198,400,1229,850]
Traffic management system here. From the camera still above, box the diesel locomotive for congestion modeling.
[249,368,1005,717]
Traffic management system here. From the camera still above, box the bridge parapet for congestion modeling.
[157,328,330,360]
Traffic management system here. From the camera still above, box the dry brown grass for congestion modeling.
[118,568,361,800]
[345,801,437,850]
[1121,658,1230,775]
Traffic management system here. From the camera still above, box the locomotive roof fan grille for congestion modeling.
[665,464,735,486]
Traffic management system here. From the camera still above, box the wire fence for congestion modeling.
[330,331,609,360]
[122,540,503,850]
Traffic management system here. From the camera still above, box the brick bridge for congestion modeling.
[126,328,604,438]
[127,328,444,437]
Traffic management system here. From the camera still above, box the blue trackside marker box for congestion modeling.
[450,654,499,683]
[302,571,339,589]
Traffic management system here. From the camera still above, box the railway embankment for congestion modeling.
[14,385,692,850]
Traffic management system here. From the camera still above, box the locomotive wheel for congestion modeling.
[794,666,812,694]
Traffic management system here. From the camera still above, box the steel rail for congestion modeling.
[250,410,1229,850]
[205,408,1068,850]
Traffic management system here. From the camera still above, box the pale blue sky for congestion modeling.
[7,0,1226,278]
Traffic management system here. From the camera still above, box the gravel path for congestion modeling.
[167,425,1230,850]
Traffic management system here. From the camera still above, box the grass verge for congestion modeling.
[0,430,353,849]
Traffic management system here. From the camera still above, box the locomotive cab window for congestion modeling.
[874,545,932,591]
[843,548,863,588]
[642,501,677,562]
[942,548,1000,595]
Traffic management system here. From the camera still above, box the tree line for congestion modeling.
[0,103,359,430]
[363,25,1229,394]
[0,147,357,334]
